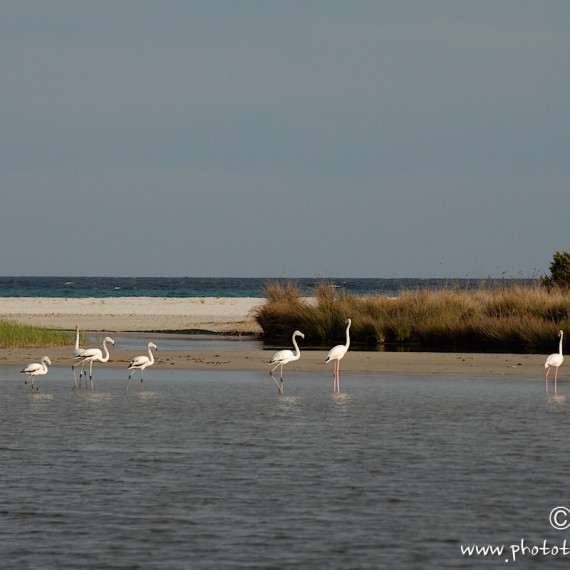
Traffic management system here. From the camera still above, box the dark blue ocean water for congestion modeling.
[0,276,534,298]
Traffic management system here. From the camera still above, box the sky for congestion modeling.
[1,1,569,278]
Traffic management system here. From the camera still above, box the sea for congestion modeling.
[0,275,534,298]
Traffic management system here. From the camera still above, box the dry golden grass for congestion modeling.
[254,281,570,352]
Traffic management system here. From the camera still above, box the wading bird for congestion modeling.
[269,330,304,395]
[127,342,158,390]
[545,330,564,393]
[72,325,86,386]
[73,336,115,391]
[325,318,351,393]
[20,356,51,391]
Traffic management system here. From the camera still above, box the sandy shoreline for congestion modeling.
[0,345,542,378]
[0,297,545,378]
[0,296,264,334]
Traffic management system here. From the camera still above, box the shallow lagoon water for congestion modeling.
[1,365,570,569]
[88,333,261,352]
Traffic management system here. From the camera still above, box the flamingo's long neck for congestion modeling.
[75,326,80,350]
[292,335,301,359]
[42,359,49,373]
[101,340,111,363]
[147,345,155,365]
[345,323,351,350]
[560,333,564,356]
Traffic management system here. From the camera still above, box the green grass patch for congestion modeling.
[254,281,570,353]
[0,320,77,348]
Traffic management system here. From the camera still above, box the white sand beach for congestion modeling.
[0,296,263,333]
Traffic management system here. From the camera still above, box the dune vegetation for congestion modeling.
[0,321,77,348]
[253,281,570,353]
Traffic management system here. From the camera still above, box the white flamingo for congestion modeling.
[72,325,87,386]
[73,336,115,391]
[325,318,351,393]
[269,330,304,395]
[127,342,158,390]
[73,325,84,357]
[20,356,51,391]
[545,330,564,393]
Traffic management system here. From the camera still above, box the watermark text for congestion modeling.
[461,539,570,563]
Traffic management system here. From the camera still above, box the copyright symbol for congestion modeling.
[550,507,570,530]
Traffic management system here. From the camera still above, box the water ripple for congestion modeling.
[0,368,568,568]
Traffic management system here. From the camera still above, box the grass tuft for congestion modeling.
[254,281,570,352]
[0,321,77,348]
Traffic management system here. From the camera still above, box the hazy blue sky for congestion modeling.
[2,1,569,278]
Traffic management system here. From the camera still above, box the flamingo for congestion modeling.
[325,318,351,393]
[72,325,87,386]
[269,330,304,395]
[73,336,115,391]
[545,330,564,393]
[73,325,84,357]
[20,356,51,391]
[127,342,158,390]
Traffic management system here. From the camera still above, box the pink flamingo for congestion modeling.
[72,325,87,387]
[127,342,158,390]
[545,330,564,393]
[269,330,304,395]
[325,318,351,393]
[20,356,51,391]
[73,336,114,391]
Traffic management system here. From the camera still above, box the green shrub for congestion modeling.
[542,251,570,290]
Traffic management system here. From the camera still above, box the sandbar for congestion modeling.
[0,297,545,378]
